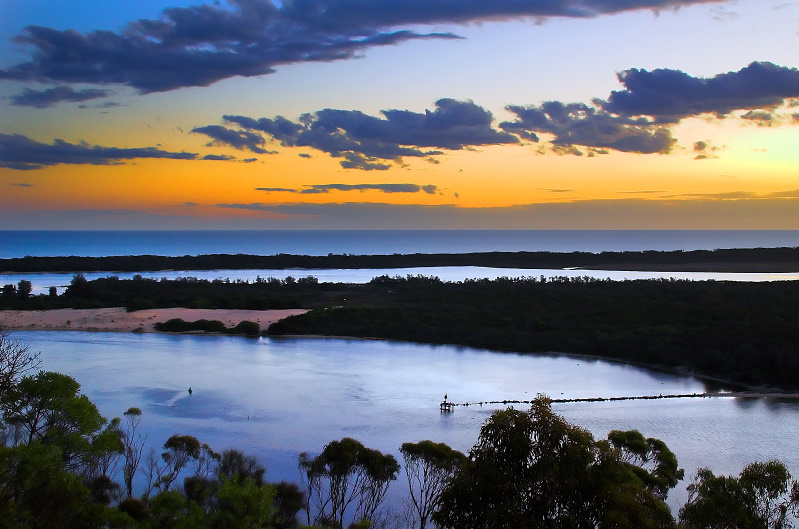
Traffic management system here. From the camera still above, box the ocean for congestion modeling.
[2,230,799,258]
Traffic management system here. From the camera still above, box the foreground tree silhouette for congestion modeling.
[679,460,799,528]
[299,437,399,528]
[433,395,681,529]
[0,329,40,398]
[0,371,121,527]
[400,440,466,529]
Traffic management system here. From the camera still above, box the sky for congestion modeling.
[1,0,798,230]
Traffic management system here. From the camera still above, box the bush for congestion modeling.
[231,321,260,336]
[154,318,191,332]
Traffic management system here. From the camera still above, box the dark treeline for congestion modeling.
[4,273,799,389]
[268,275,799,390]
[2,246,799,272]
[0,274,333,311]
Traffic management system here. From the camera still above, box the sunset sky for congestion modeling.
[1,0,798,229]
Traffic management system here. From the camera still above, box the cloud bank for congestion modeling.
[205,98,518,169]
[0,133,198,170]
[198,62,799,166]
[0,0,722,95]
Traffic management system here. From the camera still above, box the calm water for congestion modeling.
[2,230,799,258]
[13,330,799,512]
[5,267,799,296]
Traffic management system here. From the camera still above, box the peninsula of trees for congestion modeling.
[3,272,799,390]
[2,246,799,273]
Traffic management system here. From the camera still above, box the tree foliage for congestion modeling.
[679,460,799,528]
[433,396,680,529]
[299,437,399,528]
[0,329,40,400]
[400,440,466,529]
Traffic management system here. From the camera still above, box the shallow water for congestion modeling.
[13,330,799,513]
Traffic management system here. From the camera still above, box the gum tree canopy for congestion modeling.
[433,395,683,529]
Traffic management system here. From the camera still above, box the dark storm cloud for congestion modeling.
[10,85,112,108]
[190,125,271,154]
[601,62,799,122]
[0,133,198,170]
[202,154,236,160]
[220,99,517,169]
[0,0,719,94]
[255,183,440,194]
[9,183,35,187]
[501,101,676,154]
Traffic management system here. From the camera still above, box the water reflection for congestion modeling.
[11,330,799,513]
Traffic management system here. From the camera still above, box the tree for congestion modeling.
[158,434,202,492]
[2,371,109,472]
[273,480,305,529]
[15,280,32,301]
[65,273,93,299]
[120,407,147,499]
[0,366,119,528]
[1,284,15,300]
[0,329,40,400]
[433,395,680,529]
[353,446,400,524]
[679,460,799,529]
[217,448,266,486]
[400,440,466,529]
[299,437,399,528]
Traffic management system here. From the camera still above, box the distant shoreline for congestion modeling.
[1,247,799,274]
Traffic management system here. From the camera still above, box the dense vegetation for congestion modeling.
[4,271,799,389]
[269,275,799,389]
[2,330,798,528]
[2,246,799,273]
[0,274,332,311]
[153,318,261,336]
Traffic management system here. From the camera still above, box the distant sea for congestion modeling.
[2,230,799,259]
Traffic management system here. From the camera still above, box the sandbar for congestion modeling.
[0,307,308,334]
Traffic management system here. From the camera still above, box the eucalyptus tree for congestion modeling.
[679,460,799,529]
[299,437,399,528]
[0,370,121,527]
[0,329,40,401]
[400,440,466,529]
[120,407,147,498]
[433,395,680,529]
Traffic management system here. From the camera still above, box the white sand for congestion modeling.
[0,307,308,333]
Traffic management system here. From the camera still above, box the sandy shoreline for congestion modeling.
[0,307,308,334]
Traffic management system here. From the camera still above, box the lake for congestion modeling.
[12,330,799,514]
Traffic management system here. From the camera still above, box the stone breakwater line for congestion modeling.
[446,392,799,407]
